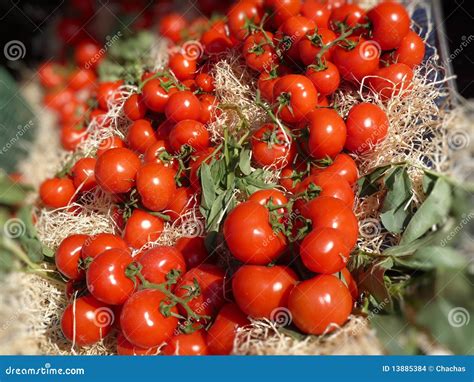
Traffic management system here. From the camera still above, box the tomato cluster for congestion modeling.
[36,0,425,355]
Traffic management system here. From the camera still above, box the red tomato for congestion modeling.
[71,157,97,192]
[195,73,215,92]
[61,295,113,346]
[304,108,346,159]
[243,31,277,72]
[138,246,186,284]
[368,63,413,100]
[258,71,278,102]
[368,2,410,50]
[126,119,157,154]
[80,233,128,261]
[248,189,288,216]
[96,136,124,157]
[166,187,195,220]
[198,94,218,124]
[95,148,141,194]
[136,162,176,211]
[55,234,89,280]
[60,125,88,151]
[96,81,123,110]
[227,0,262,40]
[279,166,302,193]
[38,62,64,89]
[301,0,331,28]
[251,123,295,169]
[330,4,366,29]
[299,172,354,207]
[332,38,380,82]
[299,28,336,66]
[300,227,350,273]
[117,332,159,355]
[175,236,209,269]
[303,196,358,249]
[86,248,135,305]
[162,330,209,355]
[174,264,226,319]
[141,77,178,113]
[207,303,249,355]
[39,177,76,208]
[232,265,298,319]
[75,40,102,69]
[305,62,340,96]
[121,289,179,348]
[265,0,301,25]
[311,153,358,185]
[165,91,201,123]
[68,68,96,90]
[123,94,147,121]
[169,119,210,153]
[169,53,197,81]
[201,22,233,55]
[223,201,287,265]
[390,30,425,68]
[123,209,164,249]
[44,88,74,111]
[159,13,187,43]
[289,275,352,334]
[344,102,389,153]
[279,16,316,62]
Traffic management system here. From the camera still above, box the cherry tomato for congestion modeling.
[300,227,349,273]
[96,81,123,110]
[279,166,302,193]
[251,123,295,169]
[86,248,135,305]
[344,102,389,153]
[279,16,316,62]
[165,91,202,123]
[243,31,277,72]
[227,0,262,41]
[368,2,410,50]
[169,53,197,81]
[162,330,209,355]
[123,94,147,121]
[298,28,336,66]
[332,38,380,82]
[71,157,96,192]
[301,0,331,28]
[311,153,358,185]
[195,73,215,92]
[68,68,96,90]
[304,108,346,159]
[44,88,74,111]
[175,236,209,269]
[198,93,218,124]
[207,303,249,355]
[38,62,64,89]
[265,0,301,25]
[159,13,187,42]
[330,4,366,29]
[223,201,287,265]
[273,74,318,123]
[248,189,288,216]
[258,71,278,102]
[75,40,102,69]
[138,246,186,284]
[121,289,179,348]
[303,196,358,249]
[368,63,413,100]
[81,233,129,260]
[96,136,124,157]
[389,30,425,68]
[141,77,178,113]
[39,177,76,208]
[305,61,340,96]
[55,234,89,280]
[143,140,174,166]
[166,187,195,220]
[339,267,359,301]
[201,22,233,55]
[123,209,164,249]
[95,148,141,194]
[126,119,158,154]
[299,172,354,206]
[232,265,298,319]
[174,264,226,319]
[61,295,113,346]
[117,332,159,355]
[136,162,177,211]
[169,119,210,153]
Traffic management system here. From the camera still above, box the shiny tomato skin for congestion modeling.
[123,209,164,249]
[288,275,352,334]
[97,81,123,110]
[121,289,179,348]
[368,63,414,100]
[81,233,129,260]
[301,0,331,28]
[159,13,187,43]
[305,108,346,159]
[227,0,262,41]
[330,4,366,29]
[279,15,316,62]
[175,236,209,269]
[136,162,177,212]
[61,295,113,346]
[96,136,124,157]
[273,74,318,124]
[68,68,96,90]
[166,187,195,220]
[251,123,295,169]
[169,53,197,81]
[198,94,218,124]
[126,119,157,154]
[138,246,186,284]
[207,303,249,355]
[344,102,389,153]
[300,227,350,273]
[123,94,147,121]
[304,196,358,250]
[340,267,359,301]
[162,330,209,355]
[243,31,277,72]
[60,125,88,151]
[195,73,215,93]
[141,78,178,113]
[174,264,226,319]
[265,0,302,25]
[299,172,354,206]
[55,234,89,280]
[71,157,97,191]
[95,148,141,194]
[165,91,201,123]
[305,62,340,96]
[86,248,135,305]
[391,30,425,68]
[143,140,169,164]
[368,2,410,50]
[75,40,102,69]
[39,177,76,208]
[117,332,159,355]
[232,265,298,319]
[223,201,287,265]
[258,71,277,102]
[311,153,358,185]
[169,119,210,153]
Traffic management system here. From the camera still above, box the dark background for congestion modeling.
[0,0,473,98]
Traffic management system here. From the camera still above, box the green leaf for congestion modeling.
[200,163,216,210]
[19,236,44,263]
[0,173,28,206]
[371,315,420,355]
[395,246,467,271]
[238,148,252,176]
[400,178,452,245]
[357,165,392,197]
